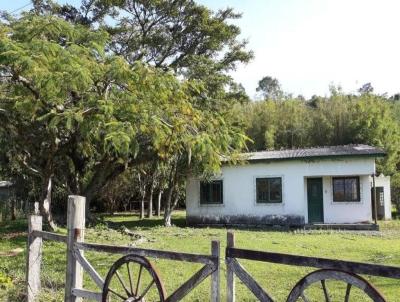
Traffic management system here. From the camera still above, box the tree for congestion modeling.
[0,13,116,228]
[256,76,283,100]
[358,82,374,94]
[0,12,249,227]
[32,0,253,98]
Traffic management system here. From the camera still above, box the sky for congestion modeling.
[3,0,400,98]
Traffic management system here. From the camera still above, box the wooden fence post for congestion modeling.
[65,195,86,302]
[211,240,220,302]
[226,231,235,302]
[26,215,43,302]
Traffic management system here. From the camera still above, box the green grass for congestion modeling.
[1,212,400,301]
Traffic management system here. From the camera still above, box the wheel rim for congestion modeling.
[286,269,386,302]
[102,254,166,302]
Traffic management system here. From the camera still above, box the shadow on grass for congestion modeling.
[99,212,187,230]
[98,212,303,234]
[111,217,187,229]
[0,219,28,247]
[0,219,27,234]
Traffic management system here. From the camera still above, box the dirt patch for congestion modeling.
[1,232,26,240]
[0,248,24,257]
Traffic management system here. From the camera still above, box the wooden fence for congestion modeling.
[225,231,400,302]
[26,196,400,302]
[26,195,220,302]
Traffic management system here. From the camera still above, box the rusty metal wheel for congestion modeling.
[286,269,386,302]
[102,254,167,302]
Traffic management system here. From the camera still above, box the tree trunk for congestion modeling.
[82,160,126,222]
[164,191,179,227]
[163,186,173,227]
[140,188,146,219]
[10,198,16,220]
[40,177,57,231]
[156,190,163,217]
[148,185,154,218]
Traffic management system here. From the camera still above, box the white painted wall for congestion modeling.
[321,175,372,223]
[370,174,392,220]
[186,157,377,224]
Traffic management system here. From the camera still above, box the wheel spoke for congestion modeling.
[321,280,331,302]
[127,262,134,295]
[108,287,128,300]
[287,270,385,302]
[138,280,155,300]
[135,265,143,296]
[344,284,352,302]
[115,270,132,297]
[300,292,310,302]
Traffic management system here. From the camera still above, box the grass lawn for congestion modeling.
[1,211,400,301]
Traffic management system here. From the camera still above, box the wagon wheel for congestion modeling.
[286,269,386,302]
[102,254,166,302]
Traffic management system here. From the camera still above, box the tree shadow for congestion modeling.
[99,213,187,230]
[0,219,27,248]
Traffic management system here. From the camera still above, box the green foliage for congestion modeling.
[33,0,253,104]
[0,12,249,221]
[256,76,283,100]
[0,271,13,290]
[242,91,400,205]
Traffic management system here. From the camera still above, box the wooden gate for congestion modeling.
[26,195,220,302]
[225,231,400,302]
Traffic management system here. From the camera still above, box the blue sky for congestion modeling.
[3,0,400,98]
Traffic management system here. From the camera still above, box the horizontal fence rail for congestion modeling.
[75,241,217,265]
[227,247,400,279]
[31,230,67,243]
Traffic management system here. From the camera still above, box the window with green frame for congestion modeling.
[200,180,223,204]
[332,176,360,202]
[256,177,282,203]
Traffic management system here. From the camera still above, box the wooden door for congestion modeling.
[307,178,324,223]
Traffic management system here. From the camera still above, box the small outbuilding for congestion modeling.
[370,174,391,220]
[186,145,389,227]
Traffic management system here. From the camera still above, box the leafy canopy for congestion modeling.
[0,13,248,197]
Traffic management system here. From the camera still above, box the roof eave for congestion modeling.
[223,153,386,165]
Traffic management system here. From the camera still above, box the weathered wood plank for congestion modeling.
[32,230,67,243]
[227,248,400,279]
[211,240,220,302]
[75,242,215,265]
[226,231,235,302]
[26,215,43,302]
[73,248,104,289]
[229,258,274,302]
[71,288,101,301]
[65,195,86,302]
[166,264,215,302]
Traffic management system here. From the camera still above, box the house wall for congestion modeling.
[320,175,372,223]
[186,157,376,226]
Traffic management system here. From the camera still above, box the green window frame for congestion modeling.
[256,177,282,203]
[332,176,360,202]
[200,180,223,204]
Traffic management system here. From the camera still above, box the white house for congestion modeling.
[186,145,390,227]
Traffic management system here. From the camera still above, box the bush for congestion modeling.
[0,271,13,290]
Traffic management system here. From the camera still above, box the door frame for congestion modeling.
[371,186,385,220]
[307,177,324,224]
